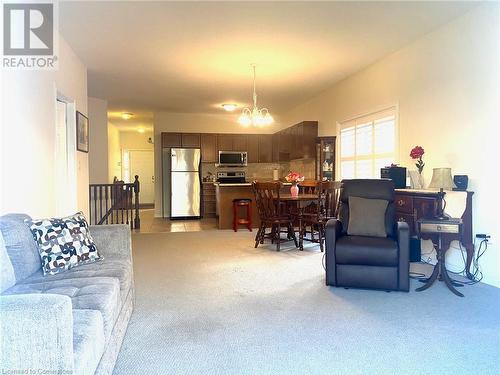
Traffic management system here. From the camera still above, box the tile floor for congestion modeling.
[134,209,217,233]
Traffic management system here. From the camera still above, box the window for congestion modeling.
[339,107,397,179]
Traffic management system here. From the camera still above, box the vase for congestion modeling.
[290,183,299,197]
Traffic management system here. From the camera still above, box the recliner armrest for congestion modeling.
[325,219,343,286]
[395,221,410,292]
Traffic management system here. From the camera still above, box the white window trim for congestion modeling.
[336,105,400,179]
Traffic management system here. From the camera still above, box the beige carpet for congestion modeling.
[113,230,500,375]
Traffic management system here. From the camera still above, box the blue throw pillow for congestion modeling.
[25,212,102,276]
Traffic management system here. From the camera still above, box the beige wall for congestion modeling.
[88,97,109,183]
[108,123,122,182]
[120,131,154,151]
[281,4,500,287]
[1,35,89,217]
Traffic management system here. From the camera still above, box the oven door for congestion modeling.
[218,152,247,166]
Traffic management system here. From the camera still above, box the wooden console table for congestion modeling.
[394,189,474,278]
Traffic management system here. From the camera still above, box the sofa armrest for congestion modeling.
[325,219,343,286]
[0,294,74,373]
[89,224,132,262]
[396,221,410,292]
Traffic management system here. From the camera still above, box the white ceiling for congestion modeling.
[60,1,477,116]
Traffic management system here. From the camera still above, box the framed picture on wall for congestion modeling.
[76,111,89,153]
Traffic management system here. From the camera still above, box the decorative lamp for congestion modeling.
[428,168,457,220]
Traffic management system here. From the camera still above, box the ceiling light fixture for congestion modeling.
[222,103,238,112]
[137,128,145,134]
[121,112,133,120]
[238,64,273,127]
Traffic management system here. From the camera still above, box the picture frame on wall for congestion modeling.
[76,111,89,153]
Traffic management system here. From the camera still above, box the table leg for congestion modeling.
[415,262,439,292]
[441,262,465,297]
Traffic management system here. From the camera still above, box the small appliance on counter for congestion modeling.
[381,165,407,189]
[217,171,246,184]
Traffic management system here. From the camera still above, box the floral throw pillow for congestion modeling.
[25,212,101,276]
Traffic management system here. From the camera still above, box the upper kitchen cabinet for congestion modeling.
[278,128,291,162]
[258,135,273,163]
[200,134,217,163]
[162,133,182,148]
[272,133,280,163]
[290,121,318,160]
[217,134,234,152]
[181,133,201,148]
[247,135,260,163]
[232,135,247,151]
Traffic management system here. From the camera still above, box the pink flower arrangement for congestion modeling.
[285,171,305,185]
[410,146,425,174]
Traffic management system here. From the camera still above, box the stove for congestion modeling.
[217,171,246,184]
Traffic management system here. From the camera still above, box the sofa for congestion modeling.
[0,214,134,375]
[325,179,410,292]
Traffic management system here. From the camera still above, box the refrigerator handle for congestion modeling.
[171,150,177,170]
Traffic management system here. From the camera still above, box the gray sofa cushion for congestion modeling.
[73,309,105,375]
[347,196,388,238]
[4,277,120,341]
[0,231,16,293]
[20,258,132,304]
[0,213,41,282]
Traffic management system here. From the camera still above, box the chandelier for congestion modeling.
[238,64,273,127]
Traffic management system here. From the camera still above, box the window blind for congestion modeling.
[339,108,397,179]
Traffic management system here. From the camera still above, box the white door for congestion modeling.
[129,150,155,204]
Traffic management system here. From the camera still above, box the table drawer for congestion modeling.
[420,223,460,234]
[397,213,415,234]
[395,195,413,214]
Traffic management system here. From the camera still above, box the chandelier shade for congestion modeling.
[238,65,273,127]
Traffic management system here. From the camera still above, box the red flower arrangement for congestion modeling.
[410,146,425,174]
[285,171,305,185]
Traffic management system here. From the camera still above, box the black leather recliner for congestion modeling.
[325,179,410,292]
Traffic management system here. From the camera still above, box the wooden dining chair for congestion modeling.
[252,181,298,251]
[299,180,338,251]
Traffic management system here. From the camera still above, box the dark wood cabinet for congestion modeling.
[233,135,247,151]
[272,133,280,163]
[200,134,217,163]
[217,134,234,152]
[247,134,259,163]
[258,135,273,163]
[316,137,336,181]
[181,133,200,148]
[278,129,291,161]
[202,183,216,218]
[161,133,182,148]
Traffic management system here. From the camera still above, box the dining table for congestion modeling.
[275,193,319,250]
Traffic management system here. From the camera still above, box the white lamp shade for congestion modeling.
[428,168,457,190]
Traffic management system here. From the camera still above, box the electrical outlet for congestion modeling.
[476,233,492,245]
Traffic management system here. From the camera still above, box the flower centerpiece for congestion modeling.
[285,171,305,197]
[410,146,425,174]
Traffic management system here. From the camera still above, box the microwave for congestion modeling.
[218,151,248,167]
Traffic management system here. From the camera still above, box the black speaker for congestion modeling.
[381,166,407,189]
[410,238,421,262]
[453,175,468,191]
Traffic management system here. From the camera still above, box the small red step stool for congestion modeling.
[232,199,252,232]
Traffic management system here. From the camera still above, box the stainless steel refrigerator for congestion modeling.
[168,148,201,219]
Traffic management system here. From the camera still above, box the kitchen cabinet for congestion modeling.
[181,133,201,148]
[217,134,234,152]
[200,134,217,163]
[258,135,273,163]
[202,183,216,218]
[161,133,182,148]
[233,135,247,151]
[316,137,336,181]
[289,121,318,160]
[247,134,259,163]
[272,133,280,163]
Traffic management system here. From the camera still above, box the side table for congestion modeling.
[415,218,464,297]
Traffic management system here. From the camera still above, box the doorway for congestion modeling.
[124,149,155,205]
